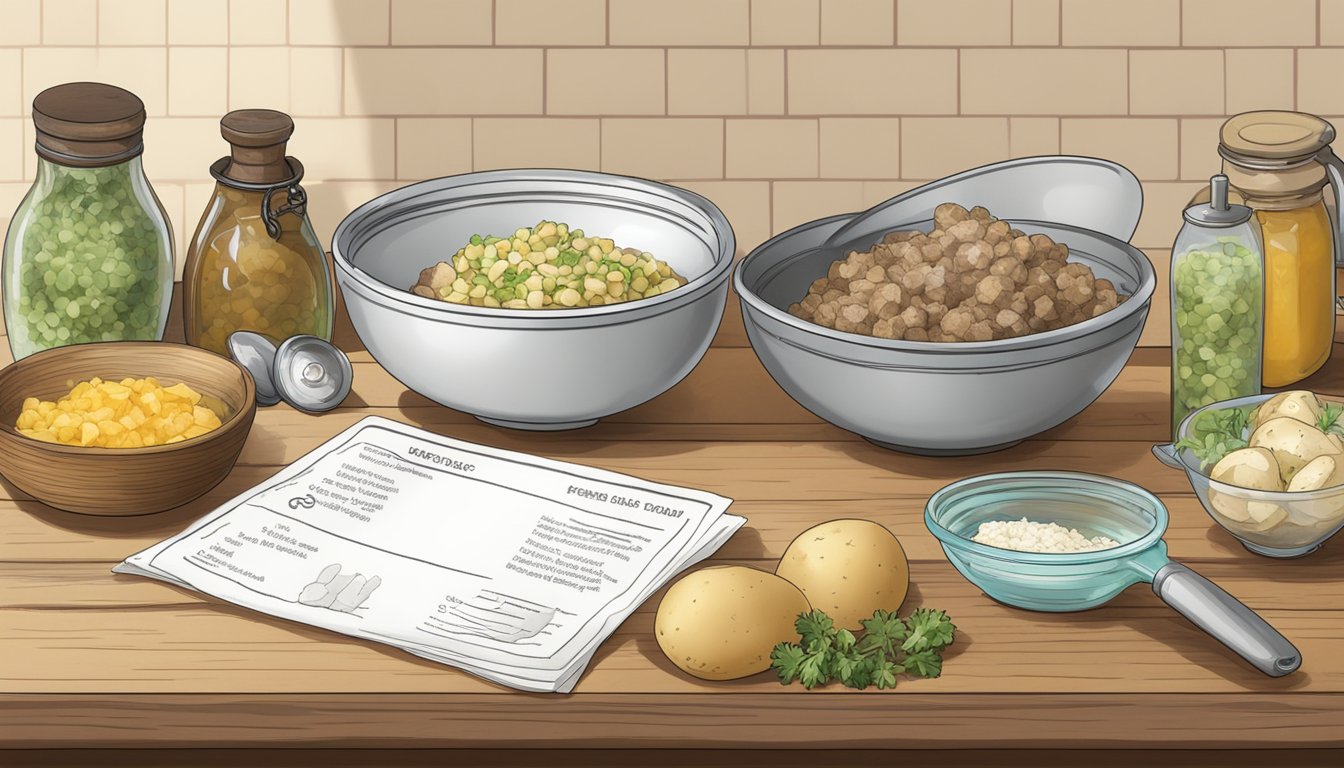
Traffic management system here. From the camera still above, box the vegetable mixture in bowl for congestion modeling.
[410,220,687,309]
[1157,390,1344,557]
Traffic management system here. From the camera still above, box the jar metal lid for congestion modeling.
[228,332,350,412]
[1183,175,1253,228]
[227,332,283,406]
[32,82,147,167]
[272,335,352,413]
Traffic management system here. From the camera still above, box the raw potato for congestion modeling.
[1287,454,1344,492]
[775,519,909,630]
[1253,390,1322,430]
[1209,447,1283,492]
[1249,417,1342,484]
[654,565,809,681]
[1209,488,1288,530]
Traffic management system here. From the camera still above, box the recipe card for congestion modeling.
[116,417,743,692]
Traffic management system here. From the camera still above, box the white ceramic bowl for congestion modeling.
[332,170,735,430]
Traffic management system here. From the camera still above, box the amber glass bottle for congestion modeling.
[182,110,333,355]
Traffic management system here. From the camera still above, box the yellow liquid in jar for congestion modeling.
[1259,203,1335,387]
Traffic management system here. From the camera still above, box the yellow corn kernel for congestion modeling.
[14,377,224,448]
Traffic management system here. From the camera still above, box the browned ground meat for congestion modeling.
[788,203,1124,342]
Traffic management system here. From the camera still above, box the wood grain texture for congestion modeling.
[6,748,1344,768]
[3,291,1344,750]
[1,693,1342,749]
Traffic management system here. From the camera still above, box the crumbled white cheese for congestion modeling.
[971,517,1120,553]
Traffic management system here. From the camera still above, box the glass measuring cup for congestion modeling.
[924,471,1301,677]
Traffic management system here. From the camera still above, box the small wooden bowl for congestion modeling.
[0,341,257,516]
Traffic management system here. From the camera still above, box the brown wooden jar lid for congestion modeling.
[216,109,297,185]
[1221,111,1335,162]
[32,82,146,167]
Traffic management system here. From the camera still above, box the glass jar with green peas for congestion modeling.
[2,83,173,360]
[1170,175,1265,438]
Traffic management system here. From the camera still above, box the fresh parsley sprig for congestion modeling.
[1174,404,1254,470]
[1318,401,1344,437]
[769,607,956,690]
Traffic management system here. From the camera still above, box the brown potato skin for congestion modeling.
[775,519,909,630]
[655,565,810,681]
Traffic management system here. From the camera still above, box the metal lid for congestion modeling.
[32,82,146,167]
[1183,175,1252,228]
[227,331,282,407]
[272,335,352,413]
[1221,111,1335,163]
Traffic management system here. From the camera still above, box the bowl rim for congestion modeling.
[924,470,1169,565]
[734,215,1157,355]
[0,340,257,455]
[1169,392,1344,501]
[330,168,737,322]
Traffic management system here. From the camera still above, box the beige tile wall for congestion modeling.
[2,0,1342,346]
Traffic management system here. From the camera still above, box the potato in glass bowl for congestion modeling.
[1154,390,1344,558]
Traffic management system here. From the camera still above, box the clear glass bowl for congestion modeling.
[1154,393,1344,558]
[924,471,1172,612]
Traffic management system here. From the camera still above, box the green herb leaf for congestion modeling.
[903,608,956,653]
[1174,404,1254,469]
[903,649,944,678]
[833,628,856,654]
[1320,401,1344,436]
[857,609,908,656]
[841,655,877,690]
[797,649,831,689]
[796,610,835,644]
[872,659,900,690]
[771,607,955,690]
[770,643,806,685]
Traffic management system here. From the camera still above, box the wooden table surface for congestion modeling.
[2,292,1343,756]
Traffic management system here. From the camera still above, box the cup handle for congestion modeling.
[1152,562,1301,677]
[1151,443,1184,470]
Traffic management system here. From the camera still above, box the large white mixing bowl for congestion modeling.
[332,170,735,430]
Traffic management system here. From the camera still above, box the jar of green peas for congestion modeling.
[1171,174,1265,437]
[2,82,173,360]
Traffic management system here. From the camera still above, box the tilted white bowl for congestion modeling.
[332,170,735,430]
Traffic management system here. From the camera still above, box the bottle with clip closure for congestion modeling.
[1171,175,1265,437]
[182,109,333,356]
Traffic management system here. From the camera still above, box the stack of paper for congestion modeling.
[117,417,743,693]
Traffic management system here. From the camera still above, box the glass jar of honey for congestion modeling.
[182,109,333,355]
[1201,112,1344,387]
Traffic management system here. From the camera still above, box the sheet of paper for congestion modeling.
[117,416,743,692]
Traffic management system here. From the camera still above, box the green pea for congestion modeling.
[7,161,169,356]
[1171,238,1263,430]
